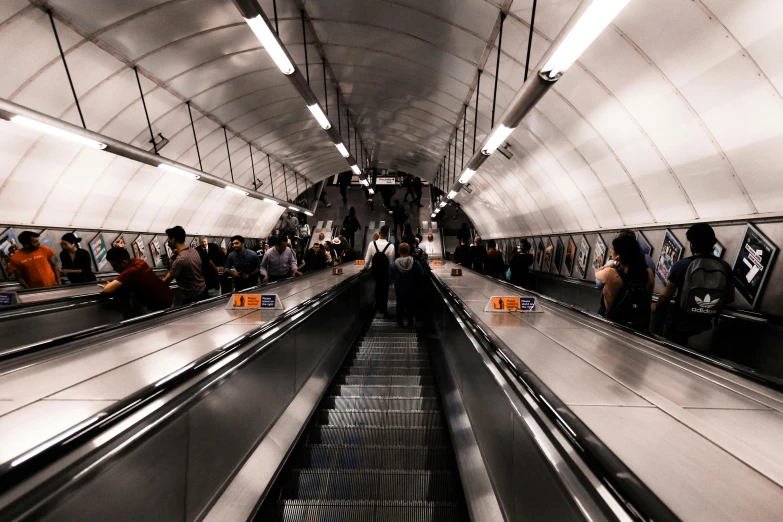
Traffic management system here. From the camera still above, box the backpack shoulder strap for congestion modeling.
[381,242,391,254]
[373,241,378,251]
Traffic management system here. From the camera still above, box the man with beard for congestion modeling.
[224,235,261,291]
[8,231,60,288]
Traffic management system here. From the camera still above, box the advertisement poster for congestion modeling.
[576,236,590,279]
[39,232,56,251]
[535,239,544,269]
[220,238,227,251]
[732,224,778,309]
[149,238,163,268]
[132,236,148,261]
[637,232,652,257]
[564,236,577,276]
[190,237,199,248]
[592,236,607,270]
[0,228,19,278]
[655,230,683,285]
[543,239,553,272]
[554,238,565,274]
[713,240,724,259]
[90,233,109,270]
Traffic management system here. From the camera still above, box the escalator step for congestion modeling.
[320,397,441,411]
[349,354,430,361]
[293,445,454,471]
[347,359,431,368]
[272,499,467,522]
[315,410,443,428]
[307,426,449,446]
[341,366,432,376]
[329,385,438,398]
[335,375,436,386]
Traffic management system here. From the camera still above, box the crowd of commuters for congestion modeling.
[460,223,734,347]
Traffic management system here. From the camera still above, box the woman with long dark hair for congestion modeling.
[59,233,96,283]
[595,234,653,331]
[509,239,534,287]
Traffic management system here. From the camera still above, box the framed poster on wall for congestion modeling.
[564,236,577,276]
[576,236,590,279]
[713,240,725,259]
[554,238,565,274]
[637,232,652,257]
[89,233,109,271]
[190,237,199,248]
[0,228,19,278]
[543,239,553,272]
[132,236,148,261]
[535,239,544,269]
[112,235,127,249]
[732,224,778,309]
[655,229,683,285]
[592,236,606,270]
[149,238,163,268]
[38,232,56,251]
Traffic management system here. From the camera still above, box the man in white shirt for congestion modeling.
[363,226,396,314]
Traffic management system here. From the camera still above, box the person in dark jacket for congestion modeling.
[389,242,425,328]
[342,207,361,250]
[302,243,328,273]
[411,177,423,207]
[509,240,534,287]
[401,223,416,248]
[485,240,504,278]
[470,236,488,273]
[197,236,226,269]
[391,199,409,240]
[338,171,352,203]
[59,233,96,284]
[454,238,472,268]
[456,223,471,245]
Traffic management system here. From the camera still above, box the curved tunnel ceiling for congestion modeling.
[0,0,781,239]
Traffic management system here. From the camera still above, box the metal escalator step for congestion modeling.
[307,426,448,446]
[293,445,454,471]
[331,375,435,386]
[350,354,430,361]
[341,366,432,377]
[315,410,444,428]
[272,499,467,522]
[329,385,438,398]
[282,470,459,502]
[347,360,431,369]
[320,397,441,412]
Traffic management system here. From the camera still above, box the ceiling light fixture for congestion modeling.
[224,186,249,196]
[335,142,349,158]
[304,210,313,216]
[244,15,295,75]
[541,0,632,80]
[12,115,107,150]
[351,165,362,175]
[158,163,200,180]
[458,169,475,184]
[482,124,515,156]
[288,206,299,211]
[307,104,331,130]
[263,198,279,205]
[368,188,375,195]
[439,201,447,208]
[447,190,457,199]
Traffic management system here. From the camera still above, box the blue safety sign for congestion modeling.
[261,295,277,308]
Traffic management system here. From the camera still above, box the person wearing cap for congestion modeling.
[60,233,96,283]
[8,231,61,289]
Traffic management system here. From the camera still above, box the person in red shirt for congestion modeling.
[102,247,173,312]
[8,231,61,288]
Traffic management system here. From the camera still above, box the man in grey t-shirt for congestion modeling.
[162,226,207,303]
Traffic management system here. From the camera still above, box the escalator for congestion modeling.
[259,307,468,521]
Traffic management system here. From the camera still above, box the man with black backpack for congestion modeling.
[363,225,396,315]
[653,223,734,346]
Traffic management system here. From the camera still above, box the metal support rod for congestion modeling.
[462,105,467,171]
[446,140,451,185]
[453,130,457,185]
[267,155,275,197]
[473,70,481,154]
[355,126,358,160]
[295,172,299,196]
[346,110,350,152]
[134,67,157,155]
[223,127,234,183]
[283,165,289,201]
[322,59,328,114]
[491,12,506,128]
[301,11,309,85]
[524,0,538,82]
[273,0,279,33]
[187,102,203,171]
[48,10,85,129]
[337,89,341,135]
[249,144,257,190]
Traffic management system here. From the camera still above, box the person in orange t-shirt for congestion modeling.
[7,231,61,289]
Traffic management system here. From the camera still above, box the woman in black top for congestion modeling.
[509,239,534,288]
[401,223,416,248]
[59,233,96,283]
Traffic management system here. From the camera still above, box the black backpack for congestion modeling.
[371,241,391,278]
[678,257,730,318]
[606,267,650,330]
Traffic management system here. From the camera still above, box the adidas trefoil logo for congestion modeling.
[695,294,720,309]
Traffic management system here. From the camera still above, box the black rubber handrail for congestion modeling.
[0,267,334,362]
[0,269,367,498]
[479,269,783,393]
[429,272,680,522]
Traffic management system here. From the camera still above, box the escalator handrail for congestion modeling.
[0,266,335,363]
[483,269,783,393]
[0,269,368,502]
[428,270,680,522]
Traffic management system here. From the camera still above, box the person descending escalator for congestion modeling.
[454,238,472,268]
[363,225,395,315]
[342,206,361,251]
[595,234,654,333]
[469,236,488,274]
[484,240,504,278]
[509,240,534,288]
[401,223,416,249]
[390,242,425,328]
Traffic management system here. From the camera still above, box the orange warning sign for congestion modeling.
[233,294,261,308]
[355,260,365,265]
[432,260,443,266]
[491,297,521,311]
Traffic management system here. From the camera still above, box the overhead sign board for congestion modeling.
[375,177,396,185]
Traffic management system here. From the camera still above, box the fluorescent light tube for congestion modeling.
[11,115,107,150]
[263,198,279,205]
[359,178,369,186]
[439,201,447,208]
[304,210,313,216]
[431,213,436,218]
[459,169,475,184]
[244,15,295,75]
[351,165,362,175]
[307,104,331,130]
[482,124,515,155]
[225,186,248,196]
[368,188,375,195]
[447,190,457,199]
[335,142,349,158]
[158,163,199,179]
[541,0,632,79]
[288,206,299,211]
